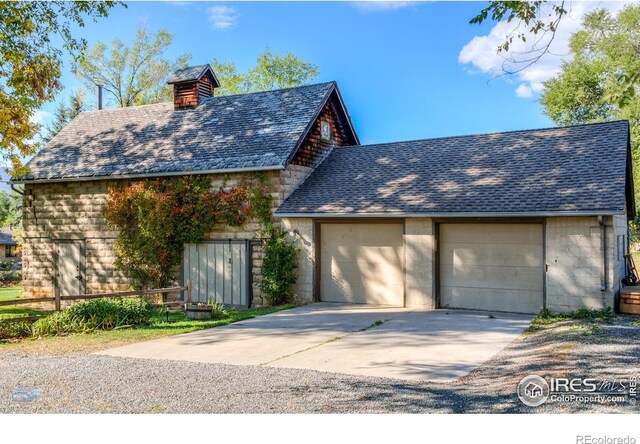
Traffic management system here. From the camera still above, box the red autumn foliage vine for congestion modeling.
[102,175,272,289]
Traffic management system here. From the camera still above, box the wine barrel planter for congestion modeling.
[620,287,640,315]
[185,304,213,320]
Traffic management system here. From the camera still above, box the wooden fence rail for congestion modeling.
[0,285,188,308]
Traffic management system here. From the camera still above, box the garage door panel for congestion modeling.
[322,261,404,284]
[440,243,543,268]
[439,264,543,291]
[439,223,543,314]
[322,279,405,305]
[321,223,404,306]
[440,286,542,314]
[323,227,402,246]
[332,245,404,263]
[440,224,542,245]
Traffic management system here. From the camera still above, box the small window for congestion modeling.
[5,245,17,258]
[320,121,331,141]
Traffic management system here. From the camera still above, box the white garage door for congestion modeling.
[320,223,404,306]
[439,223,543,314]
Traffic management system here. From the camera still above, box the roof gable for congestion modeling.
[277,120,633,217]
[22,82,357,182]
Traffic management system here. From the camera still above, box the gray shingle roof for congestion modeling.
[24,82,337,181]
[277,120,632,216]
[167,64,218,86]
[0,229,17,246]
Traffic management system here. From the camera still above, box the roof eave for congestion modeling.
[12,165,285,185]
[275,210,627,218]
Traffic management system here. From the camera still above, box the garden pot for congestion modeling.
[185,304,213,320]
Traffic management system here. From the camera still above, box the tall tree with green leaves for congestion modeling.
[74,25,190,108]
[0,190,23,229]
[538,5,640,235]
[0,1,120,177]
[42,91,86,143]
[212,48,319,96]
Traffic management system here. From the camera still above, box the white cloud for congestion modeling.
[30,109,50,125]
[459,2,627,98]
[207,5,239,30]
[350,2,418,13]
[515,84,533,99]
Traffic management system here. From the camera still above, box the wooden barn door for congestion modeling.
[54,239,85,310]
[183,241,249,307]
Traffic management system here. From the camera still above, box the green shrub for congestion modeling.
[571,307,613,322]
[0,270,21,281]
[32,297,153,337]
[260,227,298,306]
[527,307,614,333]
[32,310,87,336]
[68,297,154,330]
[0,318,33,339]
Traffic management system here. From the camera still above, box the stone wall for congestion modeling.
[21,165,314,305]
[21,180,125,298]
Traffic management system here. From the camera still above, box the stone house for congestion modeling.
[16,64,635,313]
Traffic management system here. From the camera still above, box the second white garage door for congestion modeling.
[320,223,404,306]
[439,223,543,314]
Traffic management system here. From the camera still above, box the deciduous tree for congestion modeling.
[0,1,120,177]
[538,6,640,236]
[212,48,319,96]
[74,25,190,108]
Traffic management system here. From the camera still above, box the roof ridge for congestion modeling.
[80,101,172,115]
[76,81,336,115]
[343,120,629,150]
[200,81,336,101]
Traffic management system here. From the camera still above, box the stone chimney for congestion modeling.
[167,64,220,110]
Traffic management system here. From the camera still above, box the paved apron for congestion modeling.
[96,303,532,382]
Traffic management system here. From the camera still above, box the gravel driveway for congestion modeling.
[0,315,638,413]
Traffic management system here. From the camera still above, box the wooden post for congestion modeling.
[186,279,192,305]
[54,290,60,311]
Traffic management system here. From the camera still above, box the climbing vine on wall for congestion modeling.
[103,175,272,289]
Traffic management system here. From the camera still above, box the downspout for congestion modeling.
[10,183,23,196]
[599,216,606,297]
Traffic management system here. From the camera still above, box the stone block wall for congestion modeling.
[22,165,314,305]
[21,180,126,298]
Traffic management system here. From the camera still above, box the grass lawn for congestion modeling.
[0,303,296,354]
[0,286,47,318]
[0,286,22,301]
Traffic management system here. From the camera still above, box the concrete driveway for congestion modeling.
[96,303,532,381]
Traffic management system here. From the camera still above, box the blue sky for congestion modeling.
[36,1,623,146]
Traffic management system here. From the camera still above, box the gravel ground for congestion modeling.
[0,315,638,413]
